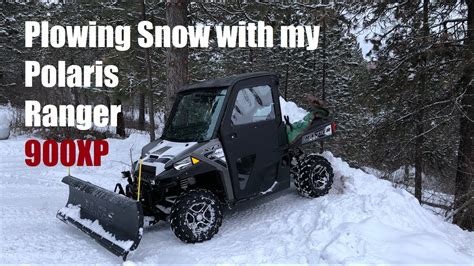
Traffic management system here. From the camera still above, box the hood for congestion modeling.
[141,140,198,175]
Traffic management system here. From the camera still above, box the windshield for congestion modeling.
[162,88,228,142]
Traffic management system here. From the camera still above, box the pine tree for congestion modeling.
[453,0,473,231]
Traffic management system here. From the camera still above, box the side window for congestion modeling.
[231,85,275,125]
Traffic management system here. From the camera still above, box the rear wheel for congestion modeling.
[170,189,223,243]
[294,154,334,198]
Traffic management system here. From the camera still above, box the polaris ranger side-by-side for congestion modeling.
[57,72,336,260]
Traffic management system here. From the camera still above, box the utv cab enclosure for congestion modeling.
[57,72,336,260]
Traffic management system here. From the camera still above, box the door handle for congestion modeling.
[230,132,238,140]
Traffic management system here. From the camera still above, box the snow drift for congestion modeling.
[0,106,11,139]
[0,133,472,264]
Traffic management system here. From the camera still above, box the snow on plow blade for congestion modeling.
[57,175,143,260]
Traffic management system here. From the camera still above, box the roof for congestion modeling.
[183,72,277,91]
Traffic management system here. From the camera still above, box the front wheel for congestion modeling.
[170,189,223,243]
[294,154,334,198]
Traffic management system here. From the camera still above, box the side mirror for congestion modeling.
[121,171,131,179]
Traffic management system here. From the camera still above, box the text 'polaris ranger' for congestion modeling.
[57,72,336,260]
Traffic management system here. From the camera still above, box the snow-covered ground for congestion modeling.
[1,133,473,264]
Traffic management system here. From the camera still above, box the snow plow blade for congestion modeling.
[56,175,143,260]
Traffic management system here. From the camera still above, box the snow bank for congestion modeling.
[0,105,12,125]
[279,97,308,123]
[319,152,473,264]
[0,106,12,139]
[0,112,9,128]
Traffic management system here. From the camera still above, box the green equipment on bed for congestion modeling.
[286,106,330,143]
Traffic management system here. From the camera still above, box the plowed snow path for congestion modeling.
[1,134,473,264]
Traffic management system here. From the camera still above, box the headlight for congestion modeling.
[173,157,192,170]
[173,156,200,171]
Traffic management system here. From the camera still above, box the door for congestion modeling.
[220,76,283,200]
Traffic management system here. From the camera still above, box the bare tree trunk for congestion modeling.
[138,92,145,130]
[284,53,289,100]
[454,0,474,231]
[415,0,429,203]
[414,124,424,202]
[404,164,410,187]
[165,0,189,113]
[140,0,156,141]
[115,99,125,137]
[320,14,327,154]
[72,88,80,106]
